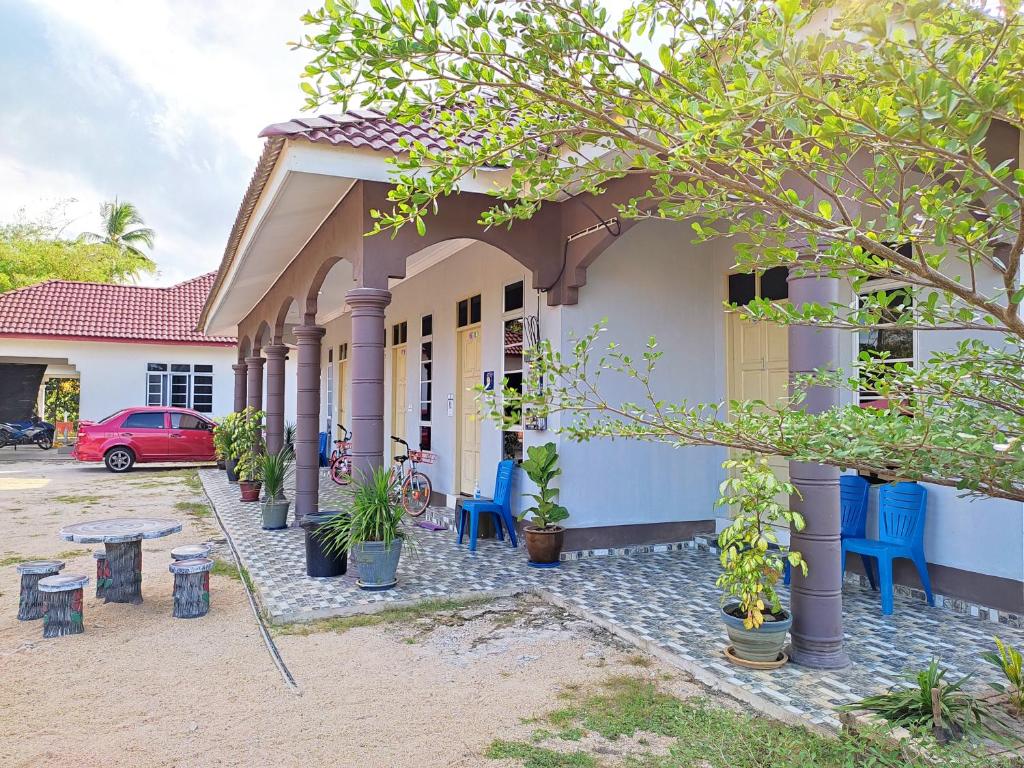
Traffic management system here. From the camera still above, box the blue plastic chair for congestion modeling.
[842,481,933,615]
[784,474,870,586]
[458,460,518,552]
[318,431,329,467]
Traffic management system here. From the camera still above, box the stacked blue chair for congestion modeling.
[842,481,932,615]
[458,460,518,552]
[785,474,870,586]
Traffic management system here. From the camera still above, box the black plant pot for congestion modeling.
[301,510,348,578]
[225,458,239,483]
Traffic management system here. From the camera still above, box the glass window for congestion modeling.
[727,273,756,306]
[147,363,167,372]
[504,280,524,312]
[457,295,481,328]
[170,413,207,430]
[760,267,789,301]
[419,426,432,451]
[170,363,191,373]
[421,314,433,338]
[502,314,525,461]
[392,321,407,346]
[457,299,469,328]
[123,411,166,429]
[146,363,214,413]
[338,343,348,360]
[194,364,214,373]
[857,285,914,405]
[470,294,481,325]
[420,337,433,425]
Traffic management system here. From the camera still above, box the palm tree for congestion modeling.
[83,199,155,259]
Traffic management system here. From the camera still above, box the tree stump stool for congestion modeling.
[93,550,111,599]
[39,574,89,638]
[171,544,212,561]
[16,560,65,621]
[169,558,213,619]
[104,537,144,604]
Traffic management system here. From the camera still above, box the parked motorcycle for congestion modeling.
[0,417,55,449]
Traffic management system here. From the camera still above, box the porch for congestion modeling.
[200,466,1023,731]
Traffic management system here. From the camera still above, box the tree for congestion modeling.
[297,0,1024,502]
[82,198,155,259]
[0,203,157,291]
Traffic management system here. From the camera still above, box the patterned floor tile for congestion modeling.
[201,468,1024,731]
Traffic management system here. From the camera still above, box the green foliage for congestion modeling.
[299,0,1024,504]
[519,441,569,529]
[212,413,236,461]
[317,466,407,553]
[0,204,155,292]
[982,637,1024,713]
[258,447,293,500]
[81,198,155,260]
[484,741,595,768]
[843,660,1005,743]
[715,455,805,629]
[44,378,79,423]
[231,407,265,481]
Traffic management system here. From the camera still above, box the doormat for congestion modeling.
[414,520,447,532]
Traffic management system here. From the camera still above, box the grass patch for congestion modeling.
[174,500,211,518]
[52,494,103,504]
[54,549,91,560]
[274,595,496,637]
[211,559,241,581]
[489,676,1006,768]
[485,740,597,768]
[0,553,30,567]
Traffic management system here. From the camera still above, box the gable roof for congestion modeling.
[0,272,235,346]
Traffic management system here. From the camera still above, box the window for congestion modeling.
[392,321,408,346]
[146,363,215,413]
[502,281,526,461]
[727,266,789,306]
[856,282,914,406]
[123,411,166,429]
[338,343,348,361]
[170,413,208,430]
[457,294,481,328]
[326,347,334,433]
[420,313,433,432]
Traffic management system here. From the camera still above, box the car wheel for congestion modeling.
[104,447,135,473]
[35,434,52,450]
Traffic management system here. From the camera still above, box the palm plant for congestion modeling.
[82,199,156,260]
[317,467,407,555]
[259,448,292,501]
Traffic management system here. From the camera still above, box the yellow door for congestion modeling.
[457,326,482,495]
[391,345,407,456]
[336,360,347,432]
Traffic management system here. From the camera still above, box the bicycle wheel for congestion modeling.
[329,457,352,486]
[401,471,432,517]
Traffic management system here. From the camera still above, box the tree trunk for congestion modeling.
[104,540,143,604]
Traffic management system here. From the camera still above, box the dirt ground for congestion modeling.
[0,454,703,768]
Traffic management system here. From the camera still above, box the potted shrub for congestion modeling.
[259,447,292,530]
[518,442,569,567]
[317,467,406,589]
[214,412,239,481]
[234,407,265,502]
[715,454,806,668]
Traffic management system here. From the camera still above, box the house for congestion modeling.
[0,273,269,425]
[199,111,1024,668]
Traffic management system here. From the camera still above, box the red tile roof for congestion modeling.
[0,273,235,346]
[259,109,490,154]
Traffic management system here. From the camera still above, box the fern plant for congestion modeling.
[983,637,1024,714]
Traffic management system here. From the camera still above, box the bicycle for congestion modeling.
[328,424,353,486]
[388,435,434,517]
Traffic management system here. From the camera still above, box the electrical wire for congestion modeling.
[540,197,622,293]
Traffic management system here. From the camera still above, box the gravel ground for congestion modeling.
[0,457,697,767]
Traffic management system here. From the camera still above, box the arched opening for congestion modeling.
[237,336,252,362]
[252,321,272,355]
[305,257,355,326]
[274,296,297,344]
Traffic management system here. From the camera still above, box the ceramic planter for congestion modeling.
[720,604,792,666]
[225,458,239,483]
[261,499,290,530]
[351,539,403,590]
[239,480,261,502]
[524,525,565,565]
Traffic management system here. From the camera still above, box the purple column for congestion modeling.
[786,273,850,669]
[293,325,325,523]
[345,288,391,481]
[245,356,265,412]
[232,363,247,413]
[264,344,288,455]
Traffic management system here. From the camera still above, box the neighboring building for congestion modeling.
[0,273,243,423]
[200,111,1023,620]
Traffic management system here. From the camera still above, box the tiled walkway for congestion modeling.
[201,468,1024,730]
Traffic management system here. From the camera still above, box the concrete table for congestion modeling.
[59,518,182,604]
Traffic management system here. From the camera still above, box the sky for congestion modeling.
[0,0,317,285]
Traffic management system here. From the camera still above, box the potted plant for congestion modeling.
[715,454,806,669]
[233,407,265,502]
[317,467,407,589]
[259,447,292,530]
[518,442,569,567]
[214,412,239,481]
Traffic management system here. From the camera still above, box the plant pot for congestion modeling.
[239,480,261,502]
[216,459,226,470]
[261,499,290,530]
[524,525,565,565]
[720,604,792,665]
[351,539,403,590]
[225,458,239,483]
[300,511,348,577]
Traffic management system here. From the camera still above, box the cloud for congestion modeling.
[0,0,314,285]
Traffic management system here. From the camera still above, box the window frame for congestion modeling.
[145,362,215,414]
[853,279,917,407]
[501,280,527,462]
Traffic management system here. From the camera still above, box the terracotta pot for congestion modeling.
[524,525,565,564]
[239,481,261,502]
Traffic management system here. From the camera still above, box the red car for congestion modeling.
[74,407,216,473]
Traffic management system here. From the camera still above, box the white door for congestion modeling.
[457,326,482,495]
[391,345,407,456]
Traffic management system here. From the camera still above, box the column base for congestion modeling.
[785,641,850,670]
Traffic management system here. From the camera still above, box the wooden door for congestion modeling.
[457,326,482,495]
[336,360,347,432]
[391,346,407,456]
